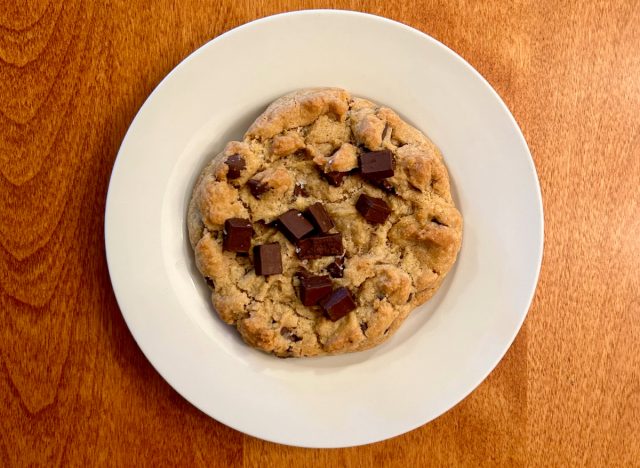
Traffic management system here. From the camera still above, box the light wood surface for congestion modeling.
[1,1,638,466]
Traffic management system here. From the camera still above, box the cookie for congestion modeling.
[187,88,462,357]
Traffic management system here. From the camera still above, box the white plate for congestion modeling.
[105,10,543,448]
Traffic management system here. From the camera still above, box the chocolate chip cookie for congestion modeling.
[187,88,462,357]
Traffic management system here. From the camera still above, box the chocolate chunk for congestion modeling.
[293,183,308,197]
[296,233,343,259]
[299,274,333,306]
[319,287,356,321]
[204,276,215,289]
[360,321,368,333]
[356,194,391,224]
[247,178,269,198]
[280,327,302,342]
[295,268,313,280]
[223,218,253,252]
[253,243,282,276]
[360,150,394,180]
[321,170,346,187]
[225,154,245,180]
[381,123,392,141]
[276,209,314,242]
[326,256,344,278]
[253,219,269,230]
[371,178,396,195]
[304,203,334,234]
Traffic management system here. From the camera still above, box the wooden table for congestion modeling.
[1,1,638,466]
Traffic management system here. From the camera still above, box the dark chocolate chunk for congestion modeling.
[319,287,356,321]
[223,218,253,252]
[253,243,282,276]
[326,256,344,278]
[253,219,269,230]
[264,219,281,229]
[247,178,269,198]
[356,194,391,224]
[304,203,334,234]
[299,274,333,306]
[360,150,394,180]
[293,183,308,197]
[204,276,215,289]
[381,123,392,141]
[225,154,245,180]
[360,321,368,333]
[321,170,346,187]
[280,327,302,342]
[295,268,313,280]
[371,178,396,195]
[296,233,343,259]
[276,209,314,242]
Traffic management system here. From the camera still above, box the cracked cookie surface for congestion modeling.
[188,88,462,357]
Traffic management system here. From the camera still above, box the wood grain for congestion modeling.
[1,1,638,466]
